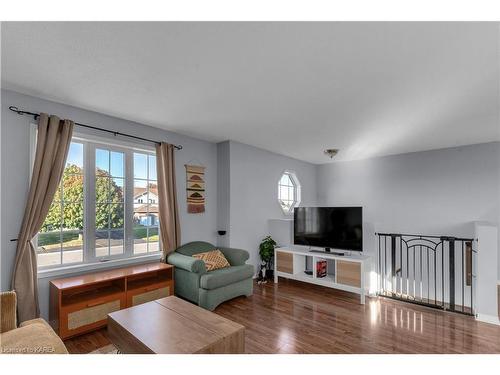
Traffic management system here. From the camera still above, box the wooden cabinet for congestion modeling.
[126,273,173,307]
[276,251,294,274]
[50,263,173,340]
[337,260,361,287]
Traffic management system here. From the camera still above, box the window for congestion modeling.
[36,135,161,269]
[133,152,159,254]
[38,142,85,266]
[95,148,125,257]
[278,171,301,214]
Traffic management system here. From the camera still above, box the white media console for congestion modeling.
[274,247,372,304]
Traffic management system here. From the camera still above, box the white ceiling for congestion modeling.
[2,22,499,164]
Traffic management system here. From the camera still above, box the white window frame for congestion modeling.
[32,128,162,272]
[277,170,301,215]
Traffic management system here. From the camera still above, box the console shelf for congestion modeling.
[50,262,174,340]
[274,247,371,304]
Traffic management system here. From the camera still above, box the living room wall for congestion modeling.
[218,140,318,269]
[316,142,500,276]
[1,89,219,318]
[2,89,498,319]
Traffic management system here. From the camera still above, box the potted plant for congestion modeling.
[259,235,277,281]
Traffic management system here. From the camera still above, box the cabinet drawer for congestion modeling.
[126,282,172,307]
[276,251,293,274]
[337,260,361,287]
[60,294,125,339]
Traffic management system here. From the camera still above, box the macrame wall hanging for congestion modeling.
[185,164,205,213]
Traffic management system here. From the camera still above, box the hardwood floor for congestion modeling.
[64,278,500,354]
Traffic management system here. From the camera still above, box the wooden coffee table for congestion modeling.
[107,296,245,353]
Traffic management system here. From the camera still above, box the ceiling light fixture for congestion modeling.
[324,149,339,159]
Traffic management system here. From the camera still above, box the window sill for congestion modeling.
[37,253,162,279]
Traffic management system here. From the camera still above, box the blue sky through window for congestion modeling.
[134,153,148,179]
[66,144,153,181]
[96,148,109,172]
[110,151,124,177]
[148,155,157,180]
[66,142,83,168]
[73,146,151,178]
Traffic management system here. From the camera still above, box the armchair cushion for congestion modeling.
[167,252,206,274]
[200,264,254,290]
[175,241,215,256]
[218,247,250,266]
[0,319,68,354]
[20,318,52,329]
[1,291,17,333]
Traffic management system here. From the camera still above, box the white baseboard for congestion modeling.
[476,313,500,326]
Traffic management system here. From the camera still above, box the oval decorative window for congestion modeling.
[278,171,301,214]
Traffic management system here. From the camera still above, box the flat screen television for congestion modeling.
[294,207,363,251]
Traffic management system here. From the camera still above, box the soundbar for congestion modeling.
[309,249,346,256]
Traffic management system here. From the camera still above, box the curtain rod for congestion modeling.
[8,106,183,150]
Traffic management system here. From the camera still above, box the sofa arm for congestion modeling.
[219,247,250,266]
[1,291,17,333]
[167,252,206,274]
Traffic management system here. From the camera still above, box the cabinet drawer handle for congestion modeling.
[86,301,104,308]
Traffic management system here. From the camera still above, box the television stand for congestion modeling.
[274,247,371,304]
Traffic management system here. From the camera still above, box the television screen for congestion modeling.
[294,207,363,251]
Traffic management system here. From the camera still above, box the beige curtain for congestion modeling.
[156,142,181,260]
[12,113,74,322]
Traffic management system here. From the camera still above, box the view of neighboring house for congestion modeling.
[133,183,159,226]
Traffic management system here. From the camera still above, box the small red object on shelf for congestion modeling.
[316,260,327,278]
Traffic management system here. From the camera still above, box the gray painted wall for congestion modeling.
[216,141,231,248]
[225,141,318,270]
[1,89,219,317]
[317,142,500,276]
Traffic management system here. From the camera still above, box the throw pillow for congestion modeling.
[192,249,230,271]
